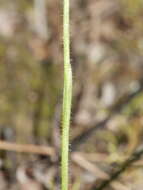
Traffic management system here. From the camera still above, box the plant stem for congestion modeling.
[61,0,72,189]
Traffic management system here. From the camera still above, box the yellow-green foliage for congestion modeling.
[123,93,143,116]
[121,0,143,16]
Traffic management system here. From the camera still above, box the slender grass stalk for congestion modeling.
[61,0,72,189]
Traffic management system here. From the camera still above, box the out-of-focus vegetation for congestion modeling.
[0,0,143,189]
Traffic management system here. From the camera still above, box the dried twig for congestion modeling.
[72,152,129,190]
[0,140,55,156]
[71,80,143,151]
[72,152,109,179]
[91,147,143,190]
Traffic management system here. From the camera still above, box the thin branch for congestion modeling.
[72,152,109,179]
[91,147,143,190]
[71,80,143,151]
[0,140,55,156]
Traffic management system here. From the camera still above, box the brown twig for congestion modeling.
[72,152,129,190]
[0,140,55,156]
[72,152,109,179]
[71,80,143,151]
[91,147,143,190]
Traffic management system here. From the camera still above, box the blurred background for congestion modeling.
[0,0,143,189]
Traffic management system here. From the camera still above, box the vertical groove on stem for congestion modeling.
[61,0,72,189]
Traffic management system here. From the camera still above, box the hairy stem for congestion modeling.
[61,0,72,189]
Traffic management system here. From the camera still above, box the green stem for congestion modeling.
[61,0,72,189]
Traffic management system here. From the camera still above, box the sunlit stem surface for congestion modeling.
[61,0,72,189]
